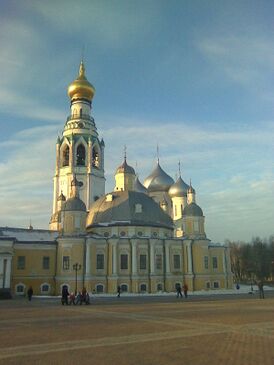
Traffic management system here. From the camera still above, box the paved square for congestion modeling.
[0,295,274,365]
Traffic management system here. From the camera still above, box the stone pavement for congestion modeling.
[0,295,273,365]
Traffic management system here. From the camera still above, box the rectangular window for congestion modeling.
[212,257,218,269]
[43,256,50,270]
[140,254,147,270]
[63,256,70,270]
[173,254,181,270]
[120,254,128,270]
[204,256,209,270]
[96,254,104,270]
[17,256,25,270]
[206,282,211,289]
[213,281,219,289]
[156,254,162,270]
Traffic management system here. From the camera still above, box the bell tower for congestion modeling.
[50,61,105,230]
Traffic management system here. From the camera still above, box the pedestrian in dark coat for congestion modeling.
[117,285,121,298]
[61,286,69,305]
[258,281,265,299]
[176,284,183,298]
[27,286,33,301]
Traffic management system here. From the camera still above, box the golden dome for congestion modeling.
[67,61,95,102]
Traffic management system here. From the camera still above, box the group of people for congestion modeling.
[61,286,90,305]
[176,283,188,298]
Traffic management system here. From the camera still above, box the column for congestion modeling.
[86,243,90,275]
[150,240,155,275]
[131,240,137,275]
[5,258,11,288]
[112,241,117,275]
[165,243,170,274]
[187,241,193,273]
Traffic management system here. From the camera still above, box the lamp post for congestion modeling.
[73,263,81,295]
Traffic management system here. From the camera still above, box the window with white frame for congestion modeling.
[17,256,25,270]
[96,284,104,293]
[16,284,25,294]
[41,283,50,293]
[121,284,128,292]
[96,254,104,270]
[140,284,147,292]
[213,281,219,289]
[173,254,181,270]
[139,254,147,270]
[156,254,162,270]
[63,256,70,270]
[120,254,128,270]
[204,256,209,270]
[212,257,218,269]
[42,256,50,270]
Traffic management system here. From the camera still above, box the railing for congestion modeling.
[66,114,94,122]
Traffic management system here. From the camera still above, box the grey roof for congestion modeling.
[143,162,174,192]
[63,197,86,212]
[116,159,135,175]
[0,227,58,242]
[86,191,173,229]
[168,176,189,198]
[134,177,148,194]
[183,202,203,217]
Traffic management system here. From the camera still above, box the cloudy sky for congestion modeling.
[0,0,273,242]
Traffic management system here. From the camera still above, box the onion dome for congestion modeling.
[168,176,189,198]
[63,197,86,212]
[134,177,148,194]
[86,191,173,230]
[116,159,135,175]
[68,61,95,102]
[188,179,196,194]
[144,162,174,192]
[183,202,203,217]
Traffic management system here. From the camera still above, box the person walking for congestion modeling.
[61,286,69,305]
[258,281,264,299]
[27,286,33,301]
[183,283,188,298]
[176,284,183,298]
[117,285,121,298]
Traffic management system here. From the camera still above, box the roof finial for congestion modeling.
[178,160,181,177]
[28,218,33,230]
[81,45,85,63]
[79,59,86,78]
[124,145,127,161]
[156,144,159,164]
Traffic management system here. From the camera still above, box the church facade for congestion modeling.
[0,62,233,298]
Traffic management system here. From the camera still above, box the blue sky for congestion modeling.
[0,0,273,242]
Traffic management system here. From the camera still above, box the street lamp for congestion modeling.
[73,263,81,295]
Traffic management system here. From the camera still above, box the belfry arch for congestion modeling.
[76,144,86,166]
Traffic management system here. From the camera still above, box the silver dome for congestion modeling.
[143,163,174,192]
[183,202,203,217]
[86,191,173,230]
[134,177,148,194]
[168,176,189,198]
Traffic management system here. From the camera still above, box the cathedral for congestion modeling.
[0,62,233,298]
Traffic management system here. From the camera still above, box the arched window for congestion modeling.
[96,284,104,293]
[76,144,86,166]
[15,283,25,294]
[80,108,82,117]
[121,284,128,292]
[41,283,50,293]
[157,283,163,291]
[62,145,70,167]
[92,147,100,168]
[140,284,147,292]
